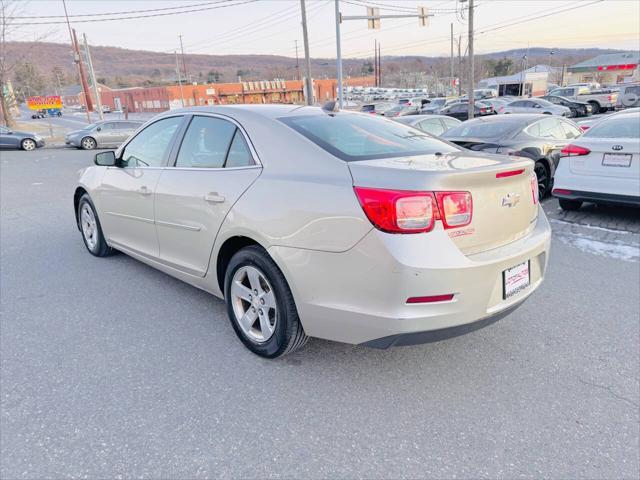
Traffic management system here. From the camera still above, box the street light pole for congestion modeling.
[466,0,475,120]
[83,33,104,121]
[175,50,185,107]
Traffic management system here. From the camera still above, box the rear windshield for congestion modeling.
[361,105,375,112]
[443,119,520,139]
[584,115,640,138]
[280,113,458,161]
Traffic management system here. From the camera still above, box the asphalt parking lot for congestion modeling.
[1,148,639,479]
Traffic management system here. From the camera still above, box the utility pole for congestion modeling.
[62,0,92,122]
[73,29,93,120]
[83,33,104,120]
[179,34,188,83]
[300,0,313,106]
[457,35,462,97]
[175,50,185,107]
[450,23,454,96]
[466,0,474,119]
[294,40,300,81]
[378,42,381,86]
[334,0,344,107]
[374,39,377,87]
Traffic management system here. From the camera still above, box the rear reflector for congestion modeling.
[496,168,525,178]
[552,188,572,195]
[561,144,591,156]
[407,294,454,304]
[531,174,539,205]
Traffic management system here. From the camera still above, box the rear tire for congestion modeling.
[559,198,583,211]
[77,194,113,257]
[81,136,97,150]
[224,245,308,358]
[534,161,551,199]
[589,102,601,114]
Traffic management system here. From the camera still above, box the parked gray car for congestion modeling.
[0,126,45,150]
[393,114,461,136]
[503,98,571,116]
[65,120,143,150]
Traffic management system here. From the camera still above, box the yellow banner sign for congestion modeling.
[27,96,62,110]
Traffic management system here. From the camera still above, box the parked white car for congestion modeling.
[503,98,571,117]
[552,111,640,210]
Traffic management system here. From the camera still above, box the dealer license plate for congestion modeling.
[602,153,632,167]
[503,261,530,299]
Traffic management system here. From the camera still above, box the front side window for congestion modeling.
[0,127,8,134]
[120,116,183,168]
[280,113,457,162]
[175,116,237,168]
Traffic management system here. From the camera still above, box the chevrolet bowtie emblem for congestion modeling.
[502,193,520,208]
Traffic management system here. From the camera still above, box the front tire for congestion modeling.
[21,138,36,151]
[589,102,601,114]
[77,194,113,257]
[559,198,583,211]
[81,136,97,150]
[224,245,308,358]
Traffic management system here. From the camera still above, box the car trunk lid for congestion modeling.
[348,151,538,255]
[568,138,639,179]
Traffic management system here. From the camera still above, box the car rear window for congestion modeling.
[280,113,458,161]
[584,115,640,138]
[443,119,520,139]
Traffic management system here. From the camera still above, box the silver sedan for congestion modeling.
[65,120,143,150]
[74,105,551,357]
[503,98,571,116]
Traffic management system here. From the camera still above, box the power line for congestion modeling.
[9,1,224,19]
[12,0,258,25]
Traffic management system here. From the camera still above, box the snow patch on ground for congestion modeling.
[557,232,640,262]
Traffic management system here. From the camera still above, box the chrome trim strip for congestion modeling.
[155,220,201,231]
[105,211,154,224]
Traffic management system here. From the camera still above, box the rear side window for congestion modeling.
[280,113,457,161]
[361,105,375,112]
[560,121,582,139]
[584,115,640,138]
[417,119,445,136]
[534,118,565,139]
[176,116,236,168]
[444,120,519,139]
[225,130,253,168]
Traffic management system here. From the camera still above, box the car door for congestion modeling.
[97,115,184,259]
[112,122,136,145]
[154,114,262,276]
[0,127,12,148]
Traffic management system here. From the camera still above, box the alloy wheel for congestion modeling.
[82,137,96,150]
[80,203,98,251]
[534,162,549,199]
[22,139,36,151]
[230,265,277,343]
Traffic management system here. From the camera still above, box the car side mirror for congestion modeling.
[534,104,541,108]
[94,150,117,166]
[96,126,102,131]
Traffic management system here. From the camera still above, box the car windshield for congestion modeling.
[535,99,554,107]
[443,119,521,139]
[280,113,458,161]
[431,99,446,106]
[583,115,640,138]
[83,123,100,130]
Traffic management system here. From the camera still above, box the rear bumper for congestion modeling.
[553,188,640,207]
[270,206,551,346]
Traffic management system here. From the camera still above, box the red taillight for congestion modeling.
[553,188,572,196]
[354,187,472,233]
[579,125,590,132]
[496,168,525,178]
[354,187,436,233]
[530,174,539,205]
[407,294,454,304]
[435,192,472,228]
[560,144,591,157]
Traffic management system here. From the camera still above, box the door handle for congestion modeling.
[136,186,152,196]
[204,192,225,203]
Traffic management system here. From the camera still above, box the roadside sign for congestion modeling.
[27,96,62,111]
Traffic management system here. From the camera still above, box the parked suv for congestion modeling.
[615,84,640,110]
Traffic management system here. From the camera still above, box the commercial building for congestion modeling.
[566,52,639,85]
[74,76,375,113]
[477,65,556,97]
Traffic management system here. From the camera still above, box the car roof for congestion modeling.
[157,104,324,120]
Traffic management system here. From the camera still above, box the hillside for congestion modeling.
[4,41,629,90]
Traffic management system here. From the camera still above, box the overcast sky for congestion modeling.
[9,0,640,59]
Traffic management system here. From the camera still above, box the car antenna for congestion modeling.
[321,101,339,116]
